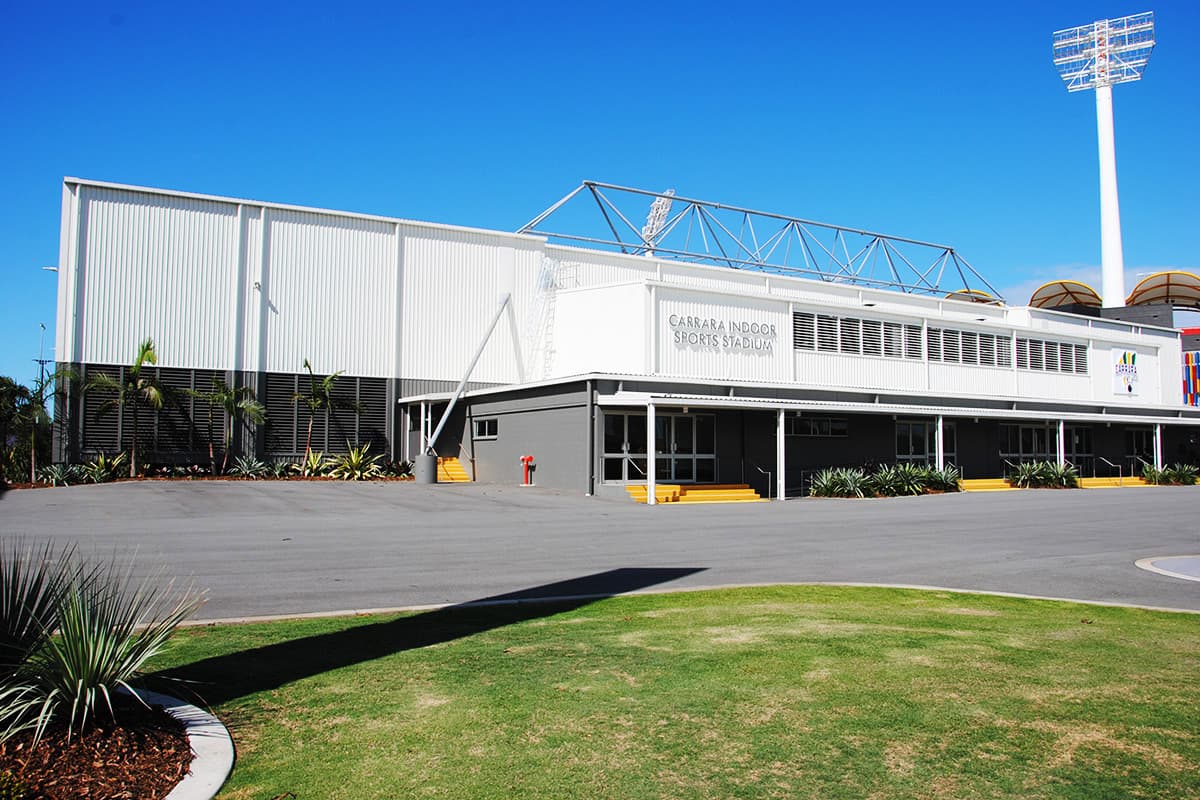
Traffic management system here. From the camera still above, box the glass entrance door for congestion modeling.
[603,412,716,483]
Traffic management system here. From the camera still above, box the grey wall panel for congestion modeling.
[464,404,589,492]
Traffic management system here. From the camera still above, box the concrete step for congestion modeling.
[625,484,763,504]
[960,478,1015,492]
[436,457,471,482]
[1079,477,1150,489]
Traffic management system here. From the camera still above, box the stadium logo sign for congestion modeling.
[667,315,777,353]
[1112,349,1138,395]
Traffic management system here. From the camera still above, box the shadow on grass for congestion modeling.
[153,567,705,708]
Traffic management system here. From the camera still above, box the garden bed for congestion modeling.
[0,697,191,799]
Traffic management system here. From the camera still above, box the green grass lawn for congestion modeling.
[149,586,1200,799]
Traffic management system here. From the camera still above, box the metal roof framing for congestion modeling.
[518,182,1004,302]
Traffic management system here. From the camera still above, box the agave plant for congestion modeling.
[36,464,83,488]
[0,541,80,675]
[80,452,128,484]
[1163,463,1198,485]
[267,460,293,479]
[382,459,414,478]
[228,456,270,479]
[1043,461,1079,488]
[1009,461,1048,488]
[1141,463,1165,485]
[868,464,901,497]
[809,466,871,498]
[926,465,962,492]
[328,443,383,481]
[25,560,204,741]
[294,449,329,478]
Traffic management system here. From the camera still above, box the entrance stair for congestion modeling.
[960,478,1016,492]
[1079,476,1149,489]
[626,484,764,504]
[436,457,471,482]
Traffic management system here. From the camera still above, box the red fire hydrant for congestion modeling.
[519,455,535,487]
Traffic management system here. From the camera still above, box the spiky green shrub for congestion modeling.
[35,464,83,488]
[0,542,79,674]
[1010,460,1077,488]
[267,460,293,478]
[1141,463,1165,485]
[926,465,962,492]
[1163,463,1198,486]
[808,468,840,498]
[25,561,203,740]
[0,541,82,746]
[893,463,929,496]
[1010,461,1047,488]
[293,450,329,477]
[382,459,414,478]
[0,684,41,747]
[868,464,901,497]
[228,456,270,479]
[810,467,871,498]
[1043,461,1079,488]
[328,443,383,481]
[80,452,128,484]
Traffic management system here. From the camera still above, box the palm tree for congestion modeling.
[85,338,165,478]
[190,377,266,474]
[15,368,75,483]
[292,359,359,462]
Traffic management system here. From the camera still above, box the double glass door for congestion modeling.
[603,412,716,483]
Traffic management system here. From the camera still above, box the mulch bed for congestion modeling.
[5,474,416,490]
[0,697,192,799]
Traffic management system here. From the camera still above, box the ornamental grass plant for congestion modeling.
[0,542,203,743]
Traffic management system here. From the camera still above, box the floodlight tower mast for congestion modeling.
[1053,11,1155,308]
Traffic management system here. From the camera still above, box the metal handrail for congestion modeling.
[625,455,647,477]
[1097,456,1123,483]
[750,462,773,500]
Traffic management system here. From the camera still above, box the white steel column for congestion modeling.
[646,403,657,506]
[1153,423,1163,469]
[934,416,945,470]
[420,401,428,452]
[776,409,786,501]
[1057,420,1067,467]
[1096,84,1127,308]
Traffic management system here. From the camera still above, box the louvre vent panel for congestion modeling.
[357,377,389,453]
[81,366,122,454]
[263,372,390,458]
[264,374,300,456]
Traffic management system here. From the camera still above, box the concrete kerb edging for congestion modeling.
[134,688,234,800]
[186,581,1200,628]
[1135,556,1200,584]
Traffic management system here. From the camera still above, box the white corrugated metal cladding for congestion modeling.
[57,179,547,384]
[56,178,1184,409]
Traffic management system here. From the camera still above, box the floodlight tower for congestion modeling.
[1052,11,1155,308]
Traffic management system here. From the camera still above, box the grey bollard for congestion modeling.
[414,454,439,484]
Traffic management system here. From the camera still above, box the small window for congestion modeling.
[473,418,498,439]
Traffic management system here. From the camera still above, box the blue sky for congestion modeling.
[2,0,1197,384]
